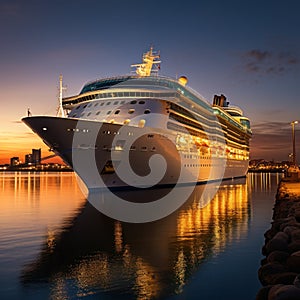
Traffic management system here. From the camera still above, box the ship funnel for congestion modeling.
[213,94,228,107]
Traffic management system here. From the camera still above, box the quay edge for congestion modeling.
[256,175,300,300]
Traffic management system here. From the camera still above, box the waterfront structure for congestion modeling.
[10,157,20,166]
[24,148,41,165]
[22,48,252,189]
[25,154,32,165]
[290,120,298,167]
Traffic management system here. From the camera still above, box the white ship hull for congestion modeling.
[23,116,248,190]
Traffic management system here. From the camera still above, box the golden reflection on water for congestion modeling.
[247,172,282,192]
[174,181,249,292]
[1,173,255,299]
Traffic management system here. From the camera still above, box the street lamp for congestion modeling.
[291,120,298,167]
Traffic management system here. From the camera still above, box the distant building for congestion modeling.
[10,157,20,166]
[25,154,33,165]
[32,148,41,165]
[25,149,41,165]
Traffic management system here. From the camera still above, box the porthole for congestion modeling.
[130,100,137,104]
[144,109,150,114]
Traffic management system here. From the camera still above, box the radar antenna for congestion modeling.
[56,74,67,117]
[131,47,161,76]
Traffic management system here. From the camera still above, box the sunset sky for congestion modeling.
[0,0,300,164]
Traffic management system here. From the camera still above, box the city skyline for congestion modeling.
[1,0,300,163]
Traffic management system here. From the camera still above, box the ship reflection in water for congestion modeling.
[20,177,249,299]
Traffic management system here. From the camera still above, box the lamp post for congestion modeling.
[291,120,298,167]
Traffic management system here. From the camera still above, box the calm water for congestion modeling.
[0,172,283,300]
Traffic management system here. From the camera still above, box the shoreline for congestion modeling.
[0,169,73,172]
[257,178,300,299]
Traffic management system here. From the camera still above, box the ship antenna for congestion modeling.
[56,74,67,117]
[131,47,161,76]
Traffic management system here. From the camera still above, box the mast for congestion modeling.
[131,47,161,76]
[56,74,66,117]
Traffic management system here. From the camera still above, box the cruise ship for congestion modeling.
[23,48,251,190]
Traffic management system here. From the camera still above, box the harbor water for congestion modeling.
[0,172,283,299]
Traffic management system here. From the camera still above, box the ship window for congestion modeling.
[136,92,141,97]
[96,111,101,115]
[106,102,111,105]
[81,113,85,117]
[141,146,147,151]
[117,92,124,97]
[42,127,47,131]
[130,100,137,104]
[114,101,119,105]
[87,112,91,116]
[94,102,99,107]
[83,104,87,108]
[107,111,111,114]
[100,102,104,106]
[72,114,77,117]
[139,100,145,104]
[144,109,151,114]
[129,92,135,97]
[115,110,120,114]
[76,105,81,110]
[128,109,135,114]
[120,100,125,104]
[124,92,129,97]
[130,146,136,151]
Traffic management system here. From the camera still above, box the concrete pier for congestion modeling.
[257,177,300,300]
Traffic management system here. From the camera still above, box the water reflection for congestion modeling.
[247,171,282,192]
[21,177,250,299]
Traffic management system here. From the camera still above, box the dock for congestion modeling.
[257,176,300,300]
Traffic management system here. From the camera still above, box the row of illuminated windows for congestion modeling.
[183,154,210,160]
[63,91,177,106]
[75,99,146,110]
[70,108,151,118]
[167,122,224,142]
[184,164,211,168]
[102,145,157,152]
